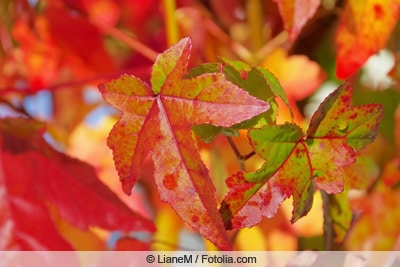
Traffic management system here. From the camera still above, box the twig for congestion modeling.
[243,151,256,160]
[90,19,158,62]
[203,18,254,63]
[226,136,245,171]
[255,31,288,62]
[0,66,152,96]
[226,136,256,171]
[0,98,32,118]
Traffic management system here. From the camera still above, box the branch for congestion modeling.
[90,19,158,62]
[0,66,152,96]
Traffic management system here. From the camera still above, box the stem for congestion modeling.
[163,0,179,46]
[246,0,263,51]
[91,19,158,62]
[226,136,245,171]
[0,98,32,118]
[321,190,334,250]
[255,31,288,61]
[226,136,256,171]
[243,151,256,160]
[203,18,254,63]
[0,67,152,96]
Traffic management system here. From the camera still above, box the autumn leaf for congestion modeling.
[220,82,383,230]
[347,186,400,250]
[99,37,269,249]
[45,4,115,75]
[0,117,155,250]
[189,58,288,142]
[11,17,60,89]
[273,0,321,41]
[335,0,400,79]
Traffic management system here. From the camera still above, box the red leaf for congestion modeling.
[335,0,400,79]
[45,4,115,75]
[274,0,321,41]
[61,0,121,26]
[0,118,155,250]
[221,82,383,229]
[99,38,269,249]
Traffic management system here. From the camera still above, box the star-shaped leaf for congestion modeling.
[99,38,269,249]
[220,82,383,229]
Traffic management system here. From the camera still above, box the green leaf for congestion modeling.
[246,123,304,182]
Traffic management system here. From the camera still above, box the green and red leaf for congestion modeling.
[99,38,269,249]
[221,82,383,229]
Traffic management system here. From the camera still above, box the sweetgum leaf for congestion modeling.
[190,58,287,142]
[307,82,383,150]
[0,118,155,250]
[99,38,269,249]
[221,82,383,229]
[335,0,400,79]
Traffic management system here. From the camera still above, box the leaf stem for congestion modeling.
[226,136,245,171]
[163,0,179,46]
[226,136,255,171]
[243,151,256,160]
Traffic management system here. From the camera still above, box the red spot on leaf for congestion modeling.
[240,71,248,80]
[192,215,199,223]
[163,174,178,190]
[373,4,385,19]
[349,113,358,119]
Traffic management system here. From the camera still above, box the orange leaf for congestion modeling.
[335,0,400,79]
